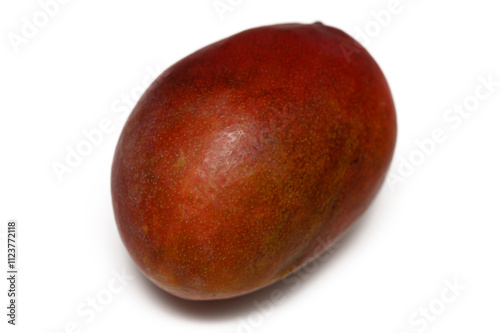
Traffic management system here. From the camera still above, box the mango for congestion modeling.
[111,22,397,300]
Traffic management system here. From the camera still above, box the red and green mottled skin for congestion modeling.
[111,22,397,300]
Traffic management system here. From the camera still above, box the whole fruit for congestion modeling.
[111,22,397,300]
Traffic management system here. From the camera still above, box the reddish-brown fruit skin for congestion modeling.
[111,22,397,300]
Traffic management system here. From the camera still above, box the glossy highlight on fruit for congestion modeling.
[111,22,397,300]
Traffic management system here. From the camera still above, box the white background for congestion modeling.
[1,0,499,332]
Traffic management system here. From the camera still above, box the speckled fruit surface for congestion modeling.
[111,22,397,300]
